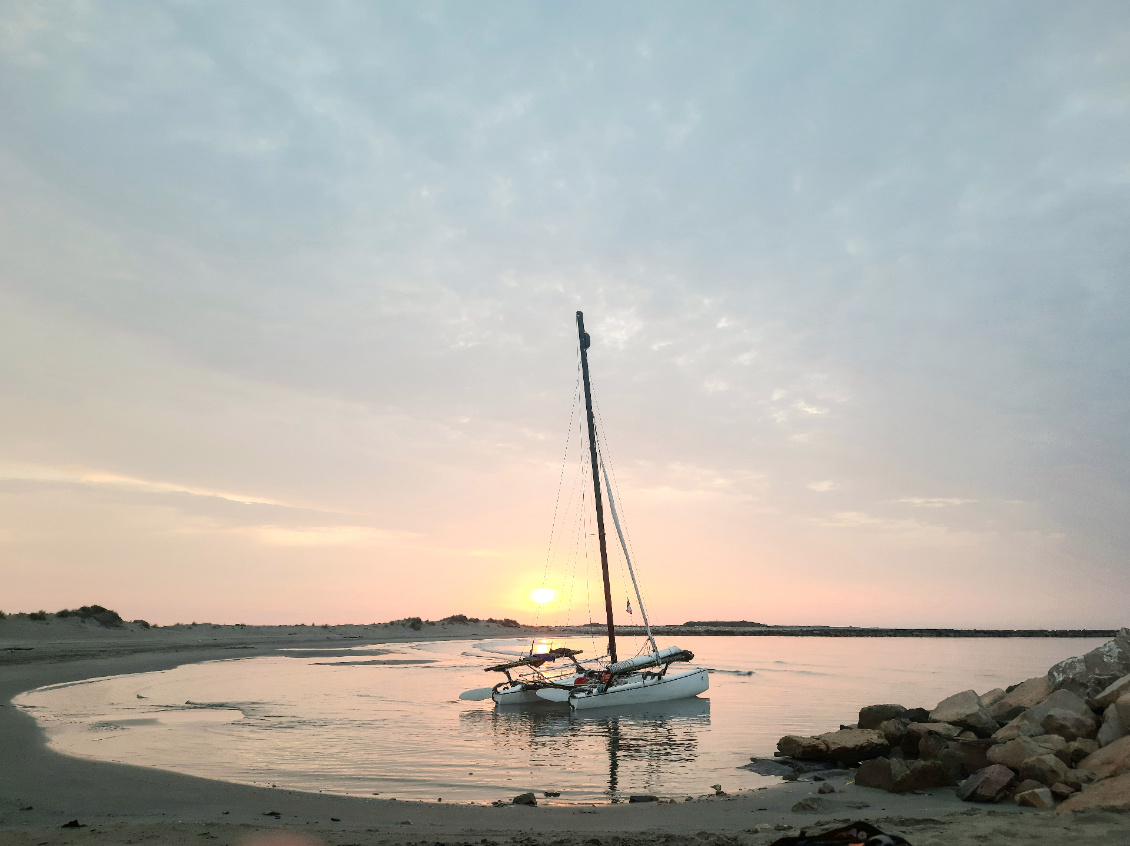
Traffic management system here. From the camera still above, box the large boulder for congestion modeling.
[1094,673,1130,709]
[1117,693,1130,730]
[877,717,910,745]
[1047,629,1130,699]
[993,710,1045,742]
[957,764,1016,803]
[1064,738,1099,765]
[901,721,960,757]
[855,757,954,793]
[1057,772,1130,813]
[939,739,993,778]
[1018,753,1070,787]
[1028,689,1093,724]
[1077,734,1130,781]
[980,688,1007,709]
[1015,787,1055,809]
[930,690,997,737]
[777,735,828,760]
[817,728,889,765]
[1040,709,1097,742]
[988,736,1063,771]
[989,676,1052,720]
[1098,703,1128,747]
[858,704,907,730]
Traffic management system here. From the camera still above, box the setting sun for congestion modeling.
[530,588,556,605]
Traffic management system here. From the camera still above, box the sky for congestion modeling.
[1,1,1129,627]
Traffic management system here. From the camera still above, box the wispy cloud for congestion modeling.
[896,497,977,508]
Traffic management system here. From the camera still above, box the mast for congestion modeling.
[576,311,617,664]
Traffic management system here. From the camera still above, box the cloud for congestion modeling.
[239,525,418,547]
[896,498,977,508]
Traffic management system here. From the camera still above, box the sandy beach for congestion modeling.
[2,617,1127,846]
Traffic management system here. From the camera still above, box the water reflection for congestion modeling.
[459,698,710,799]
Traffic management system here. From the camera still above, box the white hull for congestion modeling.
[569,668,709,710]
[493,685,557,706]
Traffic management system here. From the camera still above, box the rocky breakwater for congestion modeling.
[767,628,1130,813]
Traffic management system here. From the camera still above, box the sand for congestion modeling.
[2,616,1127,845]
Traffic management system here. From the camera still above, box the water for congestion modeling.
[14,636,1099,804]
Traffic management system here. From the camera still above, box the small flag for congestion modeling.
[626,599,633,615]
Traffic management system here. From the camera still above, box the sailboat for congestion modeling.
[462,312,709,711]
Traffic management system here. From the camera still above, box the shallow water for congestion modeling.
[15,635,1100,803]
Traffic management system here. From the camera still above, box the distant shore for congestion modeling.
[1,615,1123,846]
[605,625,1119,638]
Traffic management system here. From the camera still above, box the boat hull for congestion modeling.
[569,667,709,710]
[492,685,555,706]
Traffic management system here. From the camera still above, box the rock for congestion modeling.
[1065,738,1099,765]
[1040,709,1097,742]
[791,798,821,812]
[817,783,835,794]
[897,759,954,791]
[1094,673,1130,709]
[1077,734,1130,780]
[1098,703,1128,747]
[512,792,537,806]
[989,736,1066,768]
[1029,689,1094,724]
[980,688,1007,708]
[930,690,997,737]
[940,739,993,778]
[993,710,1045,742]
[877,717,910,745]
[990,676,1053,720]
[60,821,85,829]
[901,707,931,723]
[1058,772,1130,813]
[855,757,953,793]
[628,795,657,803]
[816,728,890,765]
[858,704,907,730]
[1047,629,1130,699]
[1014,778,1043,794]
[902,721,961,756]
[1062,768,1096,790]
[957,764,1016,803]
[1116,692,1130,730]
[918,732,949,760]
[777,735,828,760]
[1032,733,1070,761]
[744,756,833,776]
[989,736,1068,770]
[1015,787,1055,808]
[742,758,808,777]
[1018,753,1070,787]
[855,758,896,792]
[1051,782,1077,800]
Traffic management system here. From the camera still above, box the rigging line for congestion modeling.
[591,396,657,626]
[550,414,590,629]
[541,361,584,589]
[555,439,588,630]
[601,452,657,658]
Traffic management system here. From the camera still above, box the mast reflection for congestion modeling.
[459,698,710,800]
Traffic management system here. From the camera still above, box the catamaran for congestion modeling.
[460,311,709,711]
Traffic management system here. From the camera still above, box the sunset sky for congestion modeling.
[2,2,1128,627]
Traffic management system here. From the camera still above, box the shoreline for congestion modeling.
[2,620,1126,844]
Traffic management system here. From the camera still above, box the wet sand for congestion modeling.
[2,617,1126,845]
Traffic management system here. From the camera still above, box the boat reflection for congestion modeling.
[459,697,710,800]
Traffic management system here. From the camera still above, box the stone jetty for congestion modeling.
[767,627,1130,812]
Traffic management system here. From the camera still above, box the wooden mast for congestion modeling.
[576,311,617,664]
